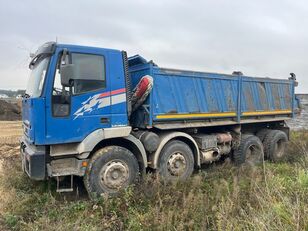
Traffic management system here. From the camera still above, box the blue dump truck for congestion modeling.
[21,42,300,195]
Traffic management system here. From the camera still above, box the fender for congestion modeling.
[77,126,132,157]
[149,131,200,169]
[76,127,147,169]
[50,127,132,157]
[122,134,148,169]
[49,127,148,176]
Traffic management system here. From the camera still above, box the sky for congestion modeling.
[0,0,307,93]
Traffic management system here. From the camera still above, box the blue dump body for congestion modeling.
[129,55,297,129]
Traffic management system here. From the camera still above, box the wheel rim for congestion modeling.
[100,160,129,189]
[167,152,187,176]
[275,139,286,158]
[245,144,262,164]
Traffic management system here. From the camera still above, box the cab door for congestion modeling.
[45,47,111,144]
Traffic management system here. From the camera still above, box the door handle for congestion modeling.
[100,117,109,124]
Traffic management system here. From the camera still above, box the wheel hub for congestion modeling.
[167,152,186,176]
[100,161,129,189]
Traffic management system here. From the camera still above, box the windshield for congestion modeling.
[26,57,50,97]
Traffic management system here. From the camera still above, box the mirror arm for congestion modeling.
[61,48,68,65]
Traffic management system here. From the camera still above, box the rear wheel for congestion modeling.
[233,135,264,166]
[263,130,288,162]
[84,146,139,197]
[256,128,271,142]
[158,140,194,181]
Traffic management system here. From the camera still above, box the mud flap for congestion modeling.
[21,141,46,180]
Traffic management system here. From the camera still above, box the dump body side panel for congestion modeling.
[151,68,294,125]
[240,77,293,117]
[152,68,239,120]
[128,58,295,128]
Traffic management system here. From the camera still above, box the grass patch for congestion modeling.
[0,130,308,230]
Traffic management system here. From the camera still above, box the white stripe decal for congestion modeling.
[111,93,126,105]
[73,91,126,120]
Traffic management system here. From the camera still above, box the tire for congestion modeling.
[158,140,194,181]
[256,129,271,142]
[233,134,264,166]
[263,130,288,162]
[84,146,139,197]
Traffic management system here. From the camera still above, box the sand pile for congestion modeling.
[0,100,21,121]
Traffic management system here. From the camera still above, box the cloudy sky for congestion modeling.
[0,0,307,92]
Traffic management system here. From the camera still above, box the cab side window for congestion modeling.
[71,53,106,94]
[52,53,106,117]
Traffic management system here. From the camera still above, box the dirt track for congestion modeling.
[0,121,21,173]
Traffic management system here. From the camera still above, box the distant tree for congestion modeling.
[16,89,26,96]
[0,89,26,97]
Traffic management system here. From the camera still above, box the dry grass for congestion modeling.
[0,122,308,230]
[0,121,21,146]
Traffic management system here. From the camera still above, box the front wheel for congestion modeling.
[84,146,139,197]
[158,140,194,181]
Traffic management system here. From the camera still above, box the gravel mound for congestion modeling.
[0,100,21,121]
[287,94,308,130]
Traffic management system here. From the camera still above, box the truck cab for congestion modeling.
[21,42,299,196]
[21,42,140,189]
[23,42,129,144]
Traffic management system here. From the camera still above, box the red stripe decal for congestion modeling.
[99,92,110,98]
[111,88,126,95]
[98,88,126,98]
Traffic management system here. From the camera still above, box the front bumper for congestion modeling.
[20,138,46,180]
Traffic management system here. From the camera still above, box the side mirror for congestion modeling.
[60,64,76,87]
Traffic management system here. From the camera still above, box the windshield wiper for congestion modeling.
[29,54,48,69]
[29,55,40,69]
